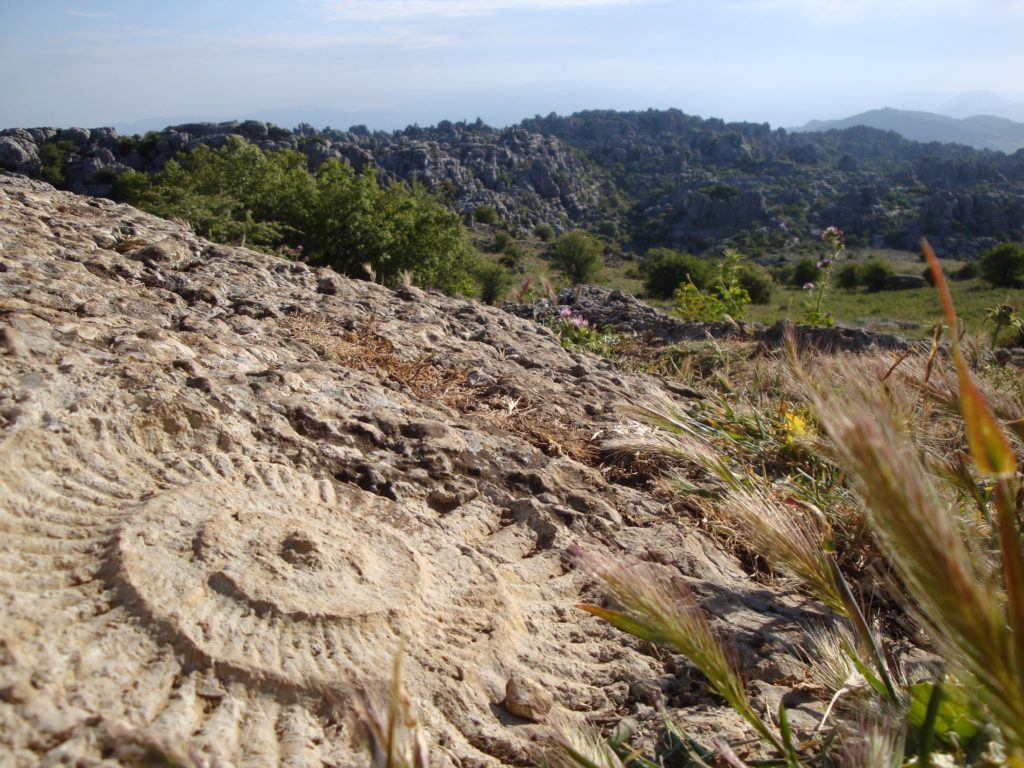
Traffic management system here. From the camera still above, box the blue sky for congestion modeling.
[2,0,1023,133]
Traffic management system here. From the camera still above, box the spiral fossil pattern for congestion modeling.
[0,427,532,766]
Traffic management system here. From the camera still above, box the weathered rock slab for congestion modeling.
[0,174,820,766]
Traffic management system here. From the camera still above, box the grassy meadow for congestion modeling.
[472,226,1022,344]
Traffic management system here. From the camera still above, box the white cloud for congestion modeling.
[320,0,641,21]
[62,8,112,18]
[723,0,1023,23]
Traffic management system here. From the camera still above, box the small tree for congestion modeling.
[549,230,603,284]
[491,230,512,252]
[979,242,1024,288]
[642,248,710,298]
[859,259,895,292]
[474,259,512,305]
[836,262,861,289]
[737,262,773,304]
[473,205,499,225]
[534,223,555,242]
[791,258,820,287]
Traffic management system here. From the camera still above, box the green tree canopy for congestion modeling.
[642,248,710,298]
[979,242,1024,288]
[113,138,477,295]
[549,230,603,284]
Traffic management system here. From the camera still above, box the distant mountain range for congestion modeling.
[4,108,1024,259]
[793,107,1024,153]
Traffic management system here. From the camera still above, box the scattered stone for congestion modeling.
[504,675,554,722]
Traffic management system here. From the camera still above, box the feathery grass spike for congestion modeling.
[922,238,1016,477]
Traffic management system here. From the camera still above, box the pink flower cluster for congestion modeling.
[558,305,590,328]
[821,226,844,244]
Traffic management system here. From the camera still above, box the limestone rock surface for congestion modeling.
[0,173,819,767]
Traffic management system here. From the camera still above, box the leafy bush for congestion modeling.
[500,243,524,268]
[534,223,555,242]
[473,259,512,305]
[859,258,895,292]
[790,257,820,287]
[674,248,750,322]
[836,262,861,289]
[112,137,477,294]
[979,242,1024,287]
[308,160,476,293]
[472,205,499,225]
[38,139,78,187]
[549,230,603,284]
[491,230,511,252]
[737,261,773,304]
[642,248,710,298]
[952,261,978,280]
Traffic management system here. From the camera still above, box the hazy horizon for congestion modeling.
[3,1,1024,134]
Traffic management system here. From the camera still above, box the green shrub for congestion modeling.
[112,137,477,294]
[836,262,861,289]
[979,242,1024,287]
[952,261,978,280]
[534,223,555,242]
[790,258,820,287]
[549,230,603,284]
[500,243,524,266]
[491,230,511,252]
[674,249,750,321]
[473,259,512,305]
[859,258,895,292]
[473,205,499,225]
[736,262,773,304]
[642,248,710,298]
[38,139,78,187]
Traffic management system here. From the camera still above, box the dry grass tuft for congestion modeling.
[570,545,783,752]
[282,313,597,462]
[353,652,431,768]
[281,314,475,410]
[544,712,627,768]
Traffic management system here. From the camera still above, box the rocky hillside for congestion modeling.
[523,110,1024,257]
[1,111,1023,259]
[6,111,1024,260]
[5,110,1024,260]
[0,120,607,234]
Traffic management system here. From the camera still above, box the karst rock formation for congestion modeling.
[0,173,818,767]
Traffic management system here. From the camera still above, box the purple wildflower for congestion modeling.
[817,257,832,269]
[802,282,815,291]
[559,306,573,319]
[571,315,589,328]
[822,226,844,243]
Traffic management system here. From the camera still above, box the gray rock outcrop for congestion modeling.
[6,108,1024,256]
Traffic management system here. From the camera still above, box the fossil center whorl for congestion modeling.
[113,476,425,690]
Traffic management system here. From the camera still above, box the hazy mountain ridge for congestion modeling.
[794,107,1024,153]
[2,108,1024,258]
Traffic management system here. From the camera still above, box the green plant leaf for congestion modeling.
[908,681,979,748]
[576,605,663,645]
